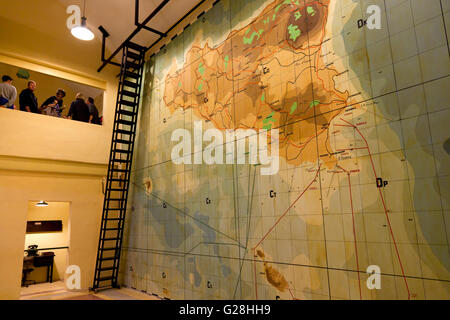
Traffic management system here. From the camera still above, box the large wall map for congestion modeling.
[121,0,450,299]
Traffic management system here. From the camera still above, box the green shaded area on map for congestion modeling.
[263,111,276,130]
[290,102,298,114]
[310,100,320,108]
[288,24,301,41]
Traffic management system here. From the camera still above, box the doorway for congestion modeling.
[20,201,70,297]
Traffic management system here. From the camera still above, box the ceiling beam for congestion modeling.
[146,0,207,53]
[98,26,121,67]
[142,25,167,38]
[135,0,167,37]
[97,0,170,72]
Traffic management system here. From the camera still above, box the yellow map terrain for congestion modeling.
[164,0,348,168]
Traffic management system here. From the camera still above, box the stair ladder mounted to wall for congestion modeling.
[92,42,146,292]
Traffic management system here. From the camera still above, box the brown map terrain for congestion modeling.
[257,249,289,292]
[163,0,348,168]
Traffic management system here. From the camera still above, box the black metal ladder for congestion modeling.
[92,42,146,291]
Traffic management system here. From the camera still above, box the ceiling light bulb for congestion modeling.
[71,17,95,41]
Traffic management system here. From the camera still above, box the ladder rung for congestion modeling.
[110,178,127,182]
[118,119,134,126]
[127,42,145,52]
[115,129,133,135]
[118,110,136,117]
[105,218,123,221]
[114,138,132,144]
[111,168,127,172]
[100,247,116,252]
[113,149,131,154]
[98,267,115,271]
[108,188,126,192]
[125,62,142,70]
[107,188,127,192]
[103,227,121,231]
[102,238,119,241]
[106,207,124,211]
[120,99,136,107]
[122,90,138,98]
[100,257,117,261]
[112,159,130,164]
[126,51,141,60]
[124,71,139,80]
[100,247,117,251]
[108,198,125,201]
[98,276,114,281]
[122,80,139,88]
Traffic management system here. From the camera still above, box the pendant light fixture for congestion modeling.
[36,201,49,207]
[71,0,95,41]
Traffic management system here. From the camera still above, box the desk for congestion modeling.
[23,253,55,284]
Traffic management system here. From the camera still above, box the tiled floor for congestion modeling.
[20,281,161,300]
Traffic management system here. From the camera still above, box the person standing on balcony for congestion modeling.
[19,80,39,113]
[86,97,101,125]
[68,93,90,122]
[40,89,66,117]
[0,75,17,109]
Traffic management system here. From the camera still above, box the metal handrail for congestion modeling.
[24,246,69,252]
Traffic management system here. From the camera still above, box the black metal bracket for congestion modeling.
[135,0,167,37]
[99,26,121,68]
[142,25,167,37]
[97,0,210,73]
[146,0,207,52]
[98,0,170,72]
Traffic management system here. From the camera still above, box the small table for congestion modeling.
[23,253,55,284]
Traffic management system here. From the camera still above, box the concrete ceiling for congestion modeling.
[57,0,201,51]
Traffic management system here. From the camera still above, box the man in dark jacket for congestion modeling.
[19,81,39,113]
[68,93,90,122]
[86,97,101,125]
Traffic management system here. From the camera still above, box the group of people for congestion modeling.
[0,75,101,125]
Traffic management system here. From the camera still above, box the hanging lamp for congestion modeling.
[71,0,94,41]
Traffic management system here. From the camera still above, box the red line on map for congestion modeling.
[338,164,362,300]
[288,288,300,300]
[334,124,354,128]
[252,165,321,300]
[254,165,321,249]
[339,118,411,300]
[347,173,362,299]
